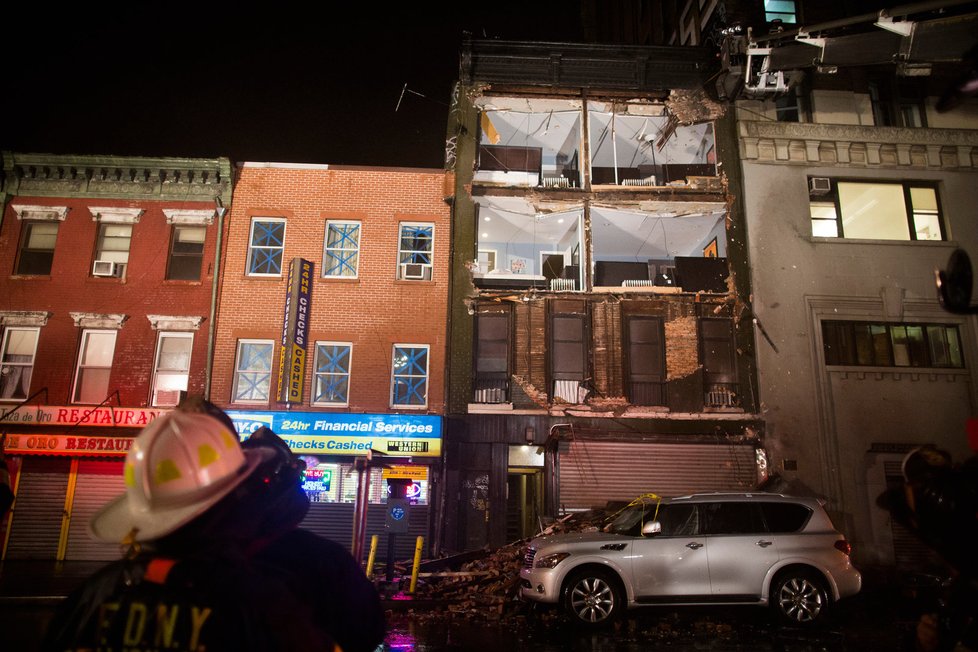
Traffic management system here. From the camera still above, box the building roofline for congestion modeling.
[239,161,444,174]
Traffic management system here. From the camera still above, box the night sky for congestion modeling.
[3,6,582,169]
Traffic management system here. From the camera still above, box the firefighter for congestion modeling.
[43,402,382,651]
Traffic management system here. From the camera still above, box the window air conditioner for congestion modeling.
[400,263,429,280]
[809,177,831,196]
[93,260,116,277]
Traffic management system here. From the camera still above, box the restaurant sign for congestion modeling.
[3,433,134,457]
[0,406,167,428]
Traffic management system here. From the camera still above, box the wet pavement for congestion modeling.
[0,561,933,651]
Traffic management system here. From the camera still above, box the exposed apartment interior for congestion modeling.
[472,96,727,292]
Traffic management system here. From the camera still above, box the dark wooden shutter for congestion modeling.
[551,315,585,380]
[626,316,665,405]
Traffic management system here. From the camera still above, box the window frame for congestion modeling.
[246,217,287,277]
[151,331,194,407]
[397,222,435,281]
[474,310,512,403]
[93,222,133,278]
[822,320,965,369]
[624,315,666,406]
[322,220,362,279]
[809,179,946,241]
[312,341,353,407]
[72,329,118,405]
[390,343,430,409]
[16,221,60,276]
[0,326,40,402]
[166,224,207,281]
[232,339,275,404]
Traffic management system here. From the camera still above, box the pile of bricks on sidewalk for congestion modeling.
[396,505,618,624]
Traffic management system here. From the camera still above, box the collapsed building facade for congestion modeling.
[441,39,767,552]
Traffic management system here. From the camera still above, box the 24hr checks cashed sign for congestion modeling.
[226,411,442,458]
[277,257,313,404]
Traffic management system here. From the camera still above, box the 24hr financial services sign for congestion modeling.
[226,410,442,458]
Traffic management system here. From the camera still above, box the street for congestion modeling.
[1,563,935,651]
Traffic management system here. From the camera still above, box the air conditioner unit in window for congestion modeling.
[400,263,429,280]
[809,177,831,196]
[92,260,116,277]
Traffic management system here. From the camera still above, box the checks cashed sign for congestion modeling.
[277,257,313,404]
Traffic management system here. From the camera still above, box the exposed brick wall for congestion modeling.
[0,197,218,407]
[211,165,451,415]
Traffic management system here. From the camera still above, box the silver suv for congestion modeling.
[520,492,861,626]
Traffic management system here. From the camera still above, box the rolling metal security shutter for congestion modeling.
[301,502,430,563]
[5,457,70,559]
[558,441,758,511]
[65,460,126,561]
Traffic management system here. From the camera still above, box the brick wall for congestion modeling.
[211,165,451,415]
[0,197,218,406]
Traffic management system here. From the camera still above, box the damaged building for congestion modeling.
[441,39,766,552]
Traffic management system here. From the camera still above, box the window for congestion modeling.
[764,0,796,24]
[323,221,361,278]
[247,218,286,276]
[822,321,964,368]
[167,225,206,280]
[93,223,132,277]
[550,305,587,403]
[398,223,434,280]
[233,340,275,403]
[474,311,510,403]
[16,222,59,275]
[809,180,944,241]
[759,503,812,533]
[72,330,117,404]
[391,344,429,408]
[151,332,193,407]
[625,316,666,406]
[313,342,352,406]
[701,502,765,535]
[1,327,39,401]
[700,318,738,408]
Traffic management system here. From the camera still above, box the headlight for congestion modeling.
[534,552,570,568]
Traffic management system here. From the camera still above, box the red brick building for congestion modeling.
[0,152,232,560]
[210,162,451,559]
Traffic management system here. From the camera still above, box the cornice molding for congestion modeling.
[0,311,52,327]
[69,312,128,329]
[146,315,204,331]
[1,152,233,205]
[88,207,144,223]
[162,209,215,225]
[738,120,978,170]
[12,204,69,221]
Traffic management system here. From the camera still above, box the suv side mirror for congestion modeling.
[642,521,662,537]
[937,249,977,314]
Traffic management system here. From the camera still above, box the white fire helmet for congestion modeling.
[90,410,273,544]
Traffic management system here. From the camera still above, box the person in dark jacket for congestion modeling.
[44,399,384,652]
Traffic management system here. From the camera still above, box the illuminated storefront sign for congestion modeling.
[226,410,442,457]
[0,405,167,428]
[302,467,332,492]
[3,433,134,457]
[277,258,314,404]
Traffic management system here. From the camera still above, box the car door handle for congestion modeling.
[686,542,704,550]
[755,540,773,548]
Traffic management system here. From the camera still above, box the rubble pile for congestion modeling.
[406,506,618,623]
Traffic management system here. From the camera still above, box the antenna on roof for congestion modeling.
[395,83,429,112]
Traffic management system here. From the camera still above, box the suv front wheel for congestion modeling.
[772,569,829,626]
[563,568,624,626]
